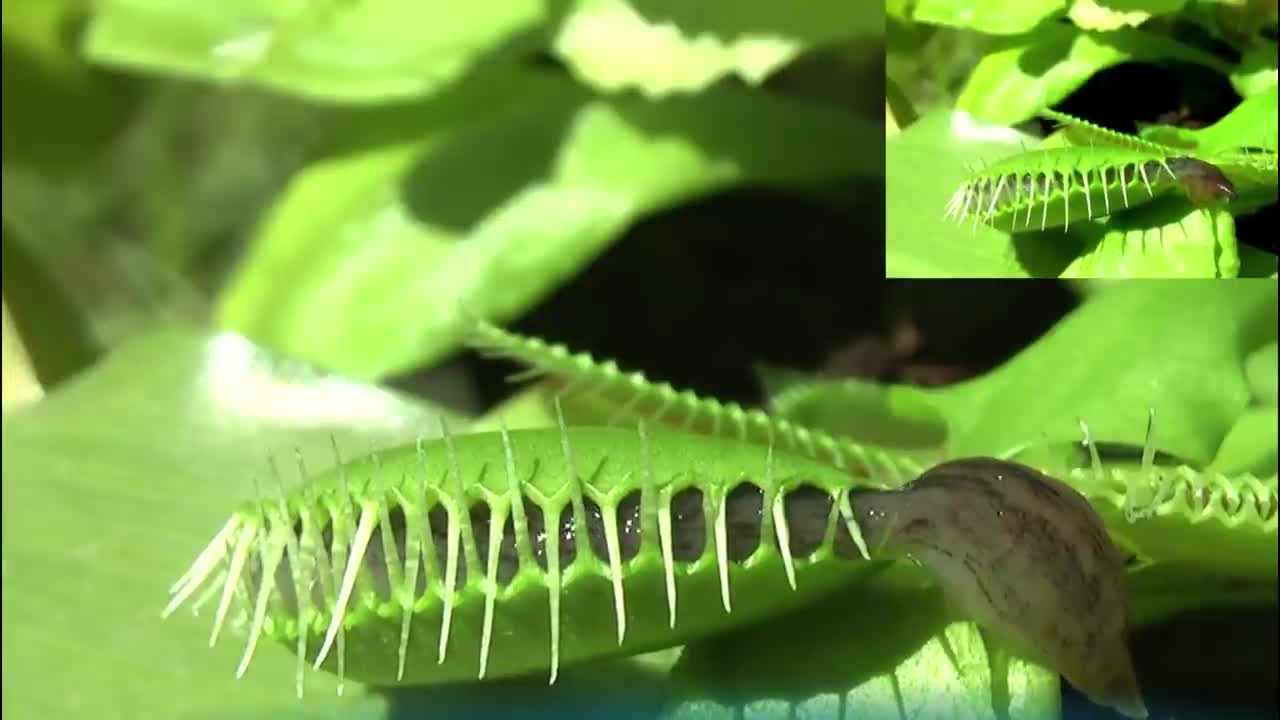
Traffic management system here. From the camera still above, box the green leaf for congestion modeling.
[1208,408,1277,477]
[83,0,544,103]
[551,0,882,96]
[2,0,137,172]
[220,70,881,379]
[1160,83,1280,155]
[927,281,1277,465]
[1,214,100,387]
[1058,199,1240,279]
[763,373,948,451]
[666,576,1060,720]
[886,109,1083,278]
[1204,84,1278,154]
[1231,41,1278,98]
[1245,341,1278,406]
[1126,564,1277,627]
[912,0,1068,35]
[1240,245,1280,278]
[2,299,44,413]
[1,326,458,719]
[1067,0,1189,32]
[957,25,1230,125]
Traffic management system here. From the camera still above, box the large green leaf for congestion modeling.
[930,280,1277,464]
[219,69,880,379]
[665,574,1060,720]
[756,282,1276,471]
[1230,41,1278,98]
[1175,83,1279,155]
[83,0,543,103]
[1,326,458,719]
[956,25,1229,125]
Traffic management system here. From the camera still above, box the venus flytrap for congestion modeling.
[164,413,1210,719]
[467,321,927,484]
[163,319,1277,720]
[165,419,885,689]
[945,109,1276,241]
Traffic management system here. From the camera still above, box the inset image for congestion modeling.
[886,1,1278,278]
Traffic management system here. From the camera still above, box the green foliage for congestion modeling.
[3,1,1277,719]
[887,0,1279,278]
[2,328,450,719]
[83,0,546,103]
[10,283,1274,720]
[218,71,879,378]
[2,0,138,173]
[550,0,882,96]
[10,0,885,382]
[482,281,1278,575]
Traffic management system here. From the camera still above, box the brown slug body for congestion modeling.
[1167,156,1236,207]
[852,458,1148,719]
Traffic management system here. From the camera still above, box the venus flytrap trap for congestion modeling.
[165,416,889,694]
[1013,414,1278,580]
[932,104,1280,277]
[161,300,1277,719]
[467,321,927,484]
[467,322,1277,578]
[163,414,1178,718]
[946,111,1244,236]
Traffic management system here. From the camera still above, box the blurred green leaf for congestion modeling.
[1,214,100,387]
[1230,41,1278,97]
[1208,407,1278,477]
[551,0,882,96]
[912,0,1067,35]
[2,299,44,413]
[1239,246,1280,278]
[2,0,136,172]
[1067,0,1189,32]
[1245,341,1278,406]
[83,0,543,103]
[219,69,881,379]
[1,326,459,719]
[762,372,948,451]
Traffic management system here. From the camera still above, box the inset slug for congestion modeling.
[851,457,1148,719]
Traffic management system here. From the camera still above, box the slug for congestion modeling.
[851,457,1148,719]
[1166,156,1236,207]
